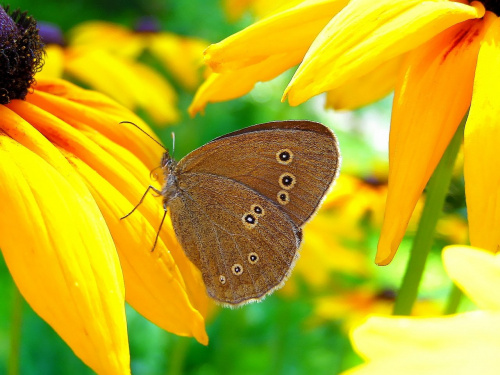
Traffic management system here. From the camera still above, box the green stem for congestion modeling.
[167,336,190,375]
[443,284,463,315]
[8,285,23,375]
[392,117,466,315]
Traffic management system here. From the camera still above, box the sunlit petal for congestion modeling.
[345,312,500,375]
[148,33,207,90]
[205,0,349,72]
[443,245,500,311]
[7,97,209,342]
[189,49,303,116]
[64,48,179,125]
[29,78,162,171]
[325,55,403,110]
[284,0,485,105]
[464,14,500,252]
[376,16,489,265]
[67,152,209,344]
[68,21,145,58]
[0,108,130,374]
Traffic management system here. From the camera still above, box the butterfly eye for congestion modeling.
[276,149,293,165]
[248,252,259,264]
[277,190,290,205]
[231,264,244,276]
[279,173,296,190]
[242,213,258,229]
[251,204,265,217]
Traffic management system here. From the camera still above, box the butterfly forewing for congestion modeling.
[160,120,340,306]
[168,173,301,306]
[174,121,340,226]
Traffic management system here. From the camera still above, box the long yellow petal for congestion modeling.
[7,100,209,331]
[148,33,208,90]
[28,79,162,172]
[284,0,485,105]
[464,14,500,252]
[64,47,179,125]
[376,16,490,265]
[189,49,304,116]
[67,152,208,344]
[0,110,129,374]
[346,312,500,375]
[325,55,403,110]
[68,21,145,58]
[205,0,349,72]
[443,246,500,311]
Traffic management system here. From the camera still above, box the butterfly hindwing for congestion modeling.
[168,173,301,306]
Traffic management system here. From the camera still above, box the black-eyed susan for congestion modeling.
[0,6,208,374]
[192,0,498,268]
[345,245,500,375]
[38,19,208,125]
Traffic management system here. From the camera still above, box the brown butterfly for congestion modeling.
[123,120,340,307]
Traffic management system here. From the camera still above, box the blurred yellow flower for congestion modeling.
[313,288,441,331]
[223,0,303,21]
[38,19,207,125]
[0,6,208,373]
[279,174,385,297]
[344,245,500,375]
[192,0,500,267]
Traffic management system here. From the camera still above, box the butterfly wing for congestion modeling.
[174,120,340,226]
[168,172,302,306]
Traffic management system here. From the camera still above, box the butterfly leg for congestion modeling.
[121,185,162,219]
[151,203,168,252]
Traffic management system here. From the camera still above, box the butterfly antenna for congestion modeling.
[171,131,175,157]
[120,121,167,151]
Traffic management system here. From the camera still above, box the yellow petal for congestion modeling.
[29,79,162,172]
[148,33,208,90]
[189,49,304,116]
[8,98,209,337]
[68,21,145,58]
[205,0,349,72]
[325,55,403,110]
[64,47,179,125]
[376,16,490,265]
[67,152,208,344]
[36,44,65,79]
[284,0,485,105]
[346,311,500,375]
[443,245,500,311]
[223,0,301,21]
[0,109,129,374]
[464,14,500,252]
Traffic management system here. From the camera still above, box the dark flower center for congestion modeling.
[0,6,44,104]
[482,0,500,15]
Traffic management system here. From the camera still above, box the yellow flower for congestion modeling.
[345,245,500,375]
[38,20,207,125]
[313,288,441,331]
[279,173,388,297]
[193,0,499,265]
[223,0,303,21]
[0,7,207,373]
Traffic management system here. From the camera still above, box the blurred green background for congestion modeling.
[0,1,467,374]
